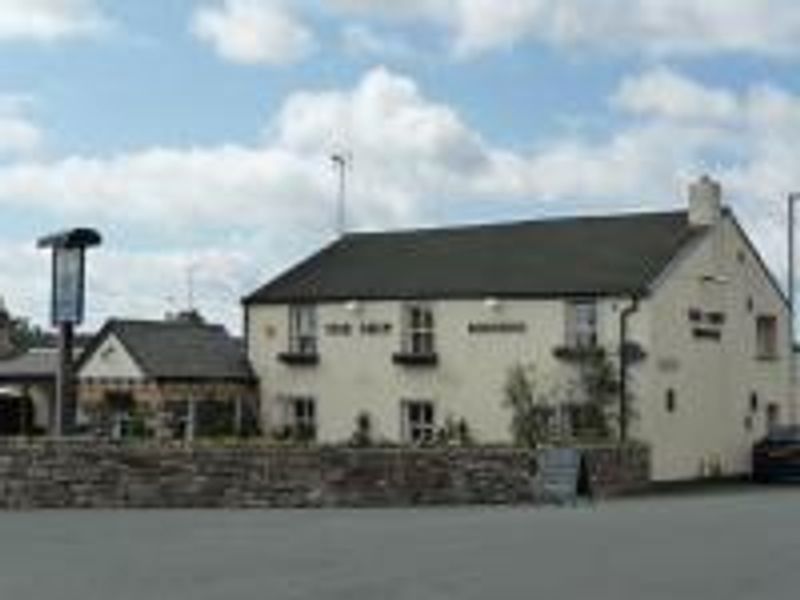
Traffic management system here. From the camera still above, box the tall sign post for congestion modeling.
[37,228,101,436]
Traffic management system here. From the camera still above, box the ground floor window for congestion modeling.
[766,403,781,432]
[280,395,317,442]
[104,391,137,439]
[401,400,436,444]
[167,399,242,440]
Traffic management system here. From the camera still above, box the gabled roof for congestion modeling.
[0,349,58,382]
[77,319,254,382]
[244,210,706,304]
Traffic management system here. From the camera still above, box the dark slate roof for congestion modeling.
[79,319,255,382]
[245,210,705,304]
[0,349,58,382]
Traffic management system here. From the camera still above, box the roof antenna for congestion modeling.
[331,151,352,237]
[186,263,197,311]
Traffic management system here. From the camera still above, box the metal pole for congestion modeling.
[789,194,798,425]
[55,321,75,436]
[332,153,348,237]
[619,296,640,443]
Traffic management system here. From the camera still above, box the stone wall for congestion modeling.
[0,441,649,509]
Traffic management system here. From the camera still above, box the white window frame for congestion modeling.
[566,300,598,348]
[402,303,435,355]
[401,399,436,444]
[281,395,317,440]
[755,314,778,359]
[288,305,317,355]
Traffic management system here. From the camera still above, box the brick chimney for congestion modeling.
[688,174,722,227]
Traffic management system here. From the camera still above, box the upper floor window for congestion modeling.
[402,303,435,355]
[288,305,317,355]
[755,314,778,360]
[566,300,598,348]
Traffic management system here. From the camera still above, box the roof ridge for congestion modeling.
[345,208,688,238]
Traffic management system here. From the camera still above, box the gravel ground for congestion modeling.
[0,487,798,600]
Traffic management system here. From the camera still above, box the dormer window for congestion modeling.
[566,300,598,348]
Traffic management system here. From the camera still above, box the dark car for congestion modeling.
[752,426,800,483]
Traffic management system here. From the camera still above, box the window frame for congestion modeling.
[402,302,435,356]
[665,389,677,414]
[566,299,599,348]
[288,304,318,356]
[401,399,436,444]
[755,314,778,360]
[281,395,317,441]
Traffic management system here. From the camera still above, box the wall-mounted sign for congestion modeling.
[360,322,392,335]
[325,323,352,336]
[657,357,681,373]
[324,321,392,337]
[468,322,527,334]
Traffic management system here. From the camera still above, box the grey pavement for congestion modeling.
[0,488,798,600]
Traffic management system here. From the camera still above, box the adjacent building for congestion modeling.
[244,176,792,481]
[75,316,258,439]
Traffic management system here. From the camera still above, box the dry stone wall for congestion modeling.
[0,441,649,509]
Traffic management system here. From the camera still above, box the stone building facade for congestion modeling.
[76,317,258,439]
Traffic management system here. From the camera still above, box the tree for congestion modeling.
[573,348,626,441]
[15,319,50,349]
[349,411,374,447]
[502,363,555,448]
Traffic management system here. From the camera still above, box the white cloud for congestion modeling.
[192,0,315,66]
[328,0,800,58]
[0,0,108,42]
[0,93,43,157]
[612,67,740,123]
[0,239,252,332]
[2,66,799,328]
[341,23,416,60]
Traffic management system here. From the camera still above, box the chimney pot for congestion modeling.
[689,174,722,227]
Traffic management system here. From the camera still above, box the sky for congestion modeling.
[1,0,800,333]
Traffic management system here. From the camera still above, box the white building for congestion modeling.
[244,176,792,481]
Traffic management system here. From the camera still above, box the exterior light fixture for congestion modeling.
[484,297,501,311]
[345,300,362,313]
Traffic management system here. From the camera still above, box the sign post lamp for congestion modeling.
[37,228,102,436]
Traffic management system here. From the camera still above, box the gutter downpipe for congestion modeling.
[619,295,640,443]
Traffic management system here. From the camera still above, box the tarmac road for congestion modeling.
[0,487,797,599]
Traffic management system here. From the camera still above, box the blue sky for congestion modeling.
[1,0,800,331]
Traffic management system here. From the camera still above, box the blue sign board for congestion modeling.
[52,247,85,324]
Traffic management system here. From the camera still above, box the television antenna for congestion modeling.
[331,151,353,237]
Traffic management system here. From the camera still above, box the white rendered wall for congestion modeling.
[78,334,145,380]
[247,215,791,482]
[636,215,791,480]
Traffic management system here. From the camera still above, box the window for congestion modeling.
[402,400,435,443]
[749,392,759,412]
[755,315,778,359]
[402,303,435,355]
[665,389,677,413]
[282,396,316,441]
[566,300,598,348]
[104,391,135,439]
[288,305,317,355]
[766,403,781,432]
